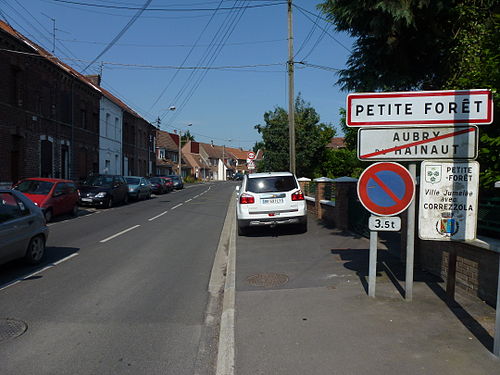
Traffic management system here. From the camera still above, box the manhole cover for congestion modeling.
[0,319,28,342]
[247,273,289,288]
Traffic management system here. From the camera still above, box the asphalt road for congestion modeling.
[0,182,235,375]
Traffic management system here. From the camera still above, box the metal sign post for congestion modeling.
[368,230,378,297]
[405,163,417,301]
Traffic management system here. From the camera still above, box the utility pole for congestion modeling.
[178,131,182,176]
[287,0,296,174]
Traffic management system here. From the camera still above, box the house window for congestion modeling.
[115,117,119,140]
[159,149,165,159]
[105,113,110,137]
[40,139,53,177]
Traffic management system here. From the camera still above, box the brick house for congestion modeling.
[123,111,156,177]
[182,140,211,179]
[0,20,100,184]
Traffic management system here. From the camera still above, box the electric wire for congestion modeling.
[82,0,152,72]
[147,0,225,112]
[50,0,284,12]
[163,0,250,127]
[293,4,351,53]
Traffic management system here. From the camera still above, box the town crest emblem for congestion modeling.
[425,164,441,184]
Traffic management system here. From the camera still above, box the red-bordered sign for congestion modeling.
[357,162,415,216]
[247,151,255,160]
[347,89,493,127]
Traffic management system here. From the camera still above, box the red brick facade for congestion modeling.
[0,22,100,184]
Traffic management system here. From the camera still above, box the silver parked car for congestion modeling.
[0,189,49,265]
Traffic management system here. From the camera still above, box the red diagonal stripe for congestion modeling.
[360,127,475,159]
[370,173,401,204]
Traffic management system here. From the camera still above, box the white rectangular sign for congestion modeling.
[419,161,480,241]
[357,126,478,161]
[369,216,401,232]
[347,89,493,127]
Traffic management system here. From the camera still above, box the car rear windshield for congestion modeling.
[15,180,54,195]
[125,177,140,185]
[81,176,113,187]
[246,176,297,193]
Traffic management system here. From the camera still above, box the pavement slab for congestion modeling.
[235,217,499,375]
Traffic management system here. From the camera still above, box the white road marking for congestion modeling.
[171,203,183,210]
[99,225,141,243]
[193,195,200,199]
[0,253,79,292]
[185,198,192,203]
[148,211,168,221]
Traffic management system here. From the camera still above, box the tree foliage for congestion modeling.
[319,0,499,187]
[255,96,335,178]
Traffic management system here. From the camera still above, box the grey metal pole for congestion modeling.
[368,230,378,297]
[287,0,296,174]
[405,163,417,301]
[494,254,500,356]
[178,131,181,176]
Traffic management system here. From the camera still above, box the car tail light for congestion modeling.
[239,193,255,204]
[291,191,304,201]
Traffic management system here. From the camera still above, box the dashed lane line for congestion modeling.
[148,211,168,221]
[99,225,141,243]
[0,253,79,292]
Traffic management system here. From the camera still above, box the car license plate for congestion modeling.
[261,198,284,204]
[81,198,92,202]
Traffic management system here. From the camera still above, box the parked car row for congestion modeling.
[0,174,184,267]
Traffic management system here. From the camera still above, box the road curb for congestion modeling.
[215,193,236,375]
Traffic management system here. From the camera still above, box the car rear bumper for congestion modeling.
[238,214,307,228]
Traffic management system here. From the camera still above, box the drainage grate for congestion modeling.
[247,273,289,288]
[0,319,28,342]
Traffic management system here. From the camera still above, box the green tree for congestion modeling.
[255,96,335,177]
[319,0,499,187]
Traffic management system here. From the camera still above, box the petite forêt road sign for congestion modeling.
[347,89,493,127]
[357,162,415,216]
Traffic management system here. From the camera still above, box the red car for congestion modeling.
[13,178,79,222]
[160,177,174,192]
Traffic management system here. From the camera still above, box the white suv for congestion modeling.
[236,172,307,235]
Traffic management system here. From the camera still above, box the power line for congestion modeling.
[82,0,152,72]
[56,37,287,48]
[148,0,225,112]
[164,0,250,127]
[50,0,284,12]
[293,4,351,53]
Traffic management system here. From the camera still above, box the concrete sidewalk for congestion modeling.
[234,217,499,375]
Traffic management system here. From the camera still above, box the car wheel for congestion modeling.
[106,197,113,208]
[44,209,53,223]
[147,192,152,199]
[297,221,308,233]
[24,235,45,265]
[238,223,248,236]
[71,205,79,217]
[123,194,129,205]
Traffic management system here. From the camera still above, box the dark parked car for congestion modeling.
[13,178,79,222]
[149,177,168,194]
[125,176,152,200]
[0,189,49,265]
[166,175,184,189]
[160,177,174,192]
[78,175,128,208]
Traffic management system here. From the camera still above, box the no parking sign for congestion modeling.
[357,162,415,216]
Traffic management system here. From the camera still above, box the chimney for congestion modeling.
[85,74,101,86]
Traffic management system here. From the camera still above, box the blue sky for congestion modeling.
[1,0,354,149]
